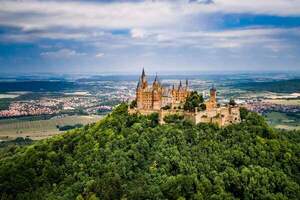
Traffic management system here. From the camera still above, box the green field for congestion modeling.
[0,115,103,140]
[264,111,300,130]
[0,98,11,111]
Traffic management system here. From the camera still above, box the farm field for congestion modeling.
[264,111,300,130]
[263,99,300,106]
[0,115,103,140]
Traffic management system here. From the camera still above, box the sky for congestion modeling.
[0,0,300,74]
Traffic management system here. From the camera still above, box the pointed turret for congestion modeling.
[139,68,148,89]
[178,80,182,90]
[136,77,141,89]
[153,73,158,83]
[153,73,161,89]
[185,79,189,90]
[141,68,146,79]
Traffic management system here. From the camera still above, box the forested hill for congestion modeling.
[235,79,300,93]
[0,105,299,200]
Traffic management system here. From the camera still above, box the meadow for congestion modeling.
[0,115,102,140]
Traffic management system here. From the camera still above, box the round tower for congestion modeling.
[210,86,217,103]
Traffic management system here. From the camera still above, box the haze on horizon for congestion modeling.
[0,0,300,74]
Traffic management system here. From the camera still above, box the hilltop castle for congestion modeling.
[129,69,241,127]
[136,68,190,110]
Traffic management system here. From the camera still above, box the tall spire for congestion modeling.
[178,80,182,89]
[153,73,160,88]
[185,79,188,87]
[141,68,146,79]
[137,77,141,89]
[154,73,158,82]
[140,68,148,88]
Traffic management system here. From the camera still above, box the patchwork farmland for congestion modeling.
[0,115,103,140]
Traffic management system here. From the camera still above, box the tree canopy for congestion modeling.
[0,104,299,200]
[184,91,205,112]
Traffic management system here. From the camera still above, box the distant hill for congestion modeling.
[0,104,299,199]
[235,79,300,93]
[0,81,76,92]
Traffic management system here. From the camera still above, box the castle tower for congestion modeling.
[210,85,217,103]
[206,85,217,111]
[153,73,160,89]
[136,68,148,109]
[140,68,148,89]
[152,73,162,110]
[178,80,182,90]
[185,79,189,90]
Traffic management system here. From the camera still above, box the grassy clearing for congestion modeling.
[0,115,103,140]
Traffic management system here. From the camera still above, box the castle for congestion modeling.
[136,68,190,110]
[129,69,241,127]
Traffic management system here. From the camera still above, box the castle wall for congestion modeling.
[187,106,241,127]
[159,109,185,124]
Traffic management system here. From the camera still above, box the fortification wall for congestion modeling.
[159,109,185,124]
[129,105,241,127]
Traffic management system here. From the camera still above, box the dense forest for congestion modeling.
[0,104,299,200]
[235,79,300,93]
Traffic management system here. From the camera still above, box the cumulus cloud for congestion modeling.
[40,48,86,58]
[0,1,180,30]
[125,27,299,50]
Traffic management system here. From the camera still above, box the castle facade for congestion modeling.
[136,69,190,110]
[130,69,241,127]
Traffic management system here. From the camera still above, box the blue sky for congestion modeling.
[0,0,300,74]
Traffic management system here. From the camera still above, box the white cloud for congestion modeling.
[130,29,147,39]
[264,43,293,52]
[125,27,299,50]
[187,0,300,16]
[0,0,299,32]
[95,53,105,58]
[40,48,86,58]
[0,1,180,30]
[0,31,92,43]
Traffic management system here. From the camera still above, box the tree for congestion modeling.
[130,100,137,109]
[164,114,184,123]
[0,104,299,200]
[184,91,204,112]
[240,107,249,120]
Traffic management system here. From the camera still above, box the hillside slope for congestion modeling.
[0,105,299,200]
